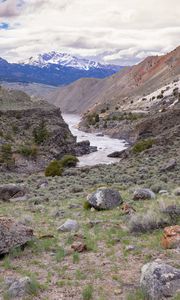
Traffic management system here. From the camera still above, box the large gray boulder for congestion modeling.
[0,184,26,201]
[140,260,180,299]
[87,188,123,210]
[133,188,155,200]
[0,217,34,255]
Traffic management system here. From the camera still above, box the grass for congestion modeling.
[82,284,94,300]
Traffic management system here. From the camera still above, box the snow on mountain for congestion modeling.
[20,51,120,71]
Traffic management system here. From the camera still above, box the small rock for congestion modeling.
[159,190,169,195]
[91,207,95,212]
[114,289,122,295]
[68,204,81,209]
[71,241,87,252]
[87,188,123,210]
[161,225,180,249]
[37,180,48,189]
[51,209,65,218]
[140,260,180,300]
[89,220,103,227]
[57,219,79,232]
[107,149,129,159]
[174,188,180,196]
[121,203,136,215]
[125,245,136,251]
[20,215,33,225]
[133,188,155,200]
[160,159,177,172]
[6,276,32,298]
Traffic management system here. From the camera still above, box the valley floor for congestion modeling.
[0,138,180,300]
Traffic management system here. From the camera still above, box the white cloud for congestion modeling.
[0,0,180,65]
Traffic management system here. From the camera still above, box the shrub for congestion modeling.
[0,144,14,167]
[128,210,171,233]
[33,120,49,145]
[45,160,63,177]
[60,154,79,168]
[18,145,38,158]
[83,201,91,210]
[132,139,155,154]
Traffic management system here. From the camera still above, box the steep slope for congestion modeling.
[0,86,92,173]
[48,46,180,113]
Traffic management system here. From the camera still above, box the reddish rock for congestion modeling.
[121,203,136,214]
[71,242,87,253]
[161,225,180,249]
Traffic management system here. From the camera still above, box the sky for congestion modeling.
[0,0,180,65]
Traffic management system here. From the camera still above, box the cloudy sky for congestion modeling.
[0,0,180,65]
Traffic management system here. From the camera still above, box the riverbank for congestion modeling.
[63,114,127,166]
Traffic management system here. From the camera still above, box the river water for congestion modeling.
[63,114,127,167]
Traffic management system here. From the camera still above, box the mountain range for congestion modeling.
[47,46,180,113]
[0,52,123,86]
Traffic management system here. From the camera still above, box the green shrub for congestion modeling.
[132,139,155,154]
[60,154,79,168]
[33,120,49,145]
[83,201,91,210]
[0,144,14,167]
[18,144,38,158]
[45,160,63,177]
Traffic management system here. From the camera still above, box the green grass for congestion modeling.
[82,284,94,300]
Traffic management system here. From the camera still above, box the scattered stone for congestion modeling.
[121,203,136,214]
[160,159,177,172]
[114,289,123,295]
[37,180,48,189]
[69,185,84,193]
[140,260,180,300]
[68,204,81,209]
[51,209,65,218]
[89,220,103,227]
[57,219,79,232]
[161,225,180,249]
[75,140,97,156]
[125,245,136,251]
[20,215,33,225]
[87,188,123,210]
[71,241,87,253]
[174,188,180,196]
[159,190,169,195]
[5,276,32,298]
[133,188,155,200]
[107,149,128,158]
[0,184,26,201]
[0,217,33,255]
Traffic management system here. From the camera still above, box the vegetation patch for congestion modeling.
[60,154,79,168]
[45,160,64,177]
[132,138,155,154]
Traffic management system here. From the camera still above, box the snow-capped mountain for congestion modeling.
[20,51,121,71]
[0,53,124,86]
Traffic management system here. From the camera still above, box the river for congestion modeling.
[63,114,127,167]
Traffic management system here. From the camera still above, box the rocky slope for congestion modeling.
[48,46,180,114]
[0,87,93,173]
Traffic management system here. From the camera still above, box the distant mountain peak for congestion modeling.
[20,51,121,71]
